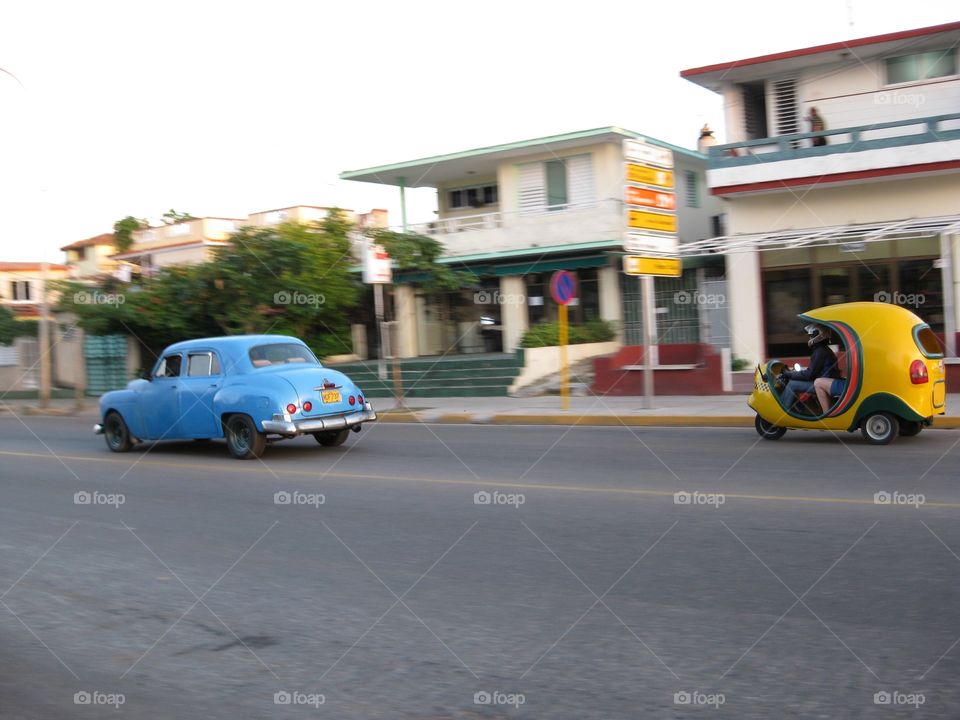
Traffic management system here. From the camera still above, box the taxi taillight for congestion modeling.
[910,359,929,384]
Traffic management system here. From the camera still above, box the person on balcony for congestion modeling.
[808,107,828,147]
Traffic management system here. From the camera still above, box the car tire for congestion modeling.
[224,414,267,459]
[861,412,898,445]
[755,414,786,440]
[103,411,133,452]
[313,429,350,447]
[899,420,923,437]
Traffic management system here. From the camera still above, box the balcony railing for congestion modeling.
[708,112,960,168]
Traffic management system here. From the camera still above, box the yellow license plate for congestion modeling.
[321,390,341,404]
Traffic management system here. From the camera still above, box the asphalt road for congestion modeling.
[1,414,960,719]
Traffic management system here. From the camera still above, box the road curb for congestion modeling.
[378,412,960,428]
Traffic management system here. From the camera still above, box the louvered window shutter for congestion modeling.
[517,162,546,213]
[772,78,799,137]
[565,154,595,206]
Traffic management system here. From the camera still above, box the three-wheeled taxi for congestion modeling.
[750,302,946,444]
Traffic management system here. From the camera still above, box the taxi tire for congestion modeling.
[755,415,786,440]
[314,429,349,447]
[224,414,267,459]
[860,412,898,445]
[103,411,133,453]
[899,420,923,437]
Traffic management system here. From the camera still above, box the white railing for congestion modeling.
[403,200,614,237]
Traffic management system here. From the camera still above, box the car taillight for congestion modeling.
[286,403,298,414]
[357,395,363,405]
[348,395,356,406]
[910,359,928,384]
[303,401,312,412]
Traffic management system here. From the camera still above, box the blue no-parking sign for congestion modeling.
[550,271,577,306]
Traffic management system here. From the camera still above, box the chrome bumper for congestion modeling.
[93,423,104,435]
[261,403,377,435]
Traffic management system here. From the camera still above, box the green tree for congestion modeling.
[0,304,18,345]
[112,216,147,253]
[365,227,472,290]
[161,209,195,225]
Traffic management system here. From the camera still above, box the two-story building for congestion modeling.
[112,206,388,274]
[0,262,69,319]
[681,20,960,362]
[60,233,119,280]
[340,127,723,358]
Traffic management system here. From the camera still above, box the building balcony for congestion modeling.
[707,112,960,194]
[402,199,624,260]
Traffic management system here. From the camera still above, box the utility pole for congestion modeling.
[39,262,51,408]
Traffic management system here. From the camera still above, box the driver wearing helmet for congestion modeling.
[779,323,841,413]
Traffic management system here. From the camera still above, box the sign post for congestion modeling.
[622,138,679,410]
[550,270,578,411]
[362,240,393,383]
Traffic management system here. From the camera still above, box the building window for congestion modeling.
[684,170,699,207]
[545,160,569,208]
[10,281,31,301]
[75,247,87,261]
[449,184,498,210]
[885,48,957,85]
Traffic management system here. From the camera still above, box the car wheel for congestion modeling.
[861,412,898,445]
[103,411,133,452]
[313,429,350,447]
[755,414,786,440]
[899,420,923,437]
[225,415,267,459]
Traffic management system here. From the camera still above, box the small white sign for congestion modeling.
[623,139,674,169]
[624,232,679,255]
[528,296,544,306]
[362,241,392,284]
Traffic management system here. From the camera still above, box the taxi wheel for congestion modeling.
[860,412,898,445]
[225,414,267,459]
[314,429,349,447]
[103,411,133,453]
[899,421,923,437]
[755,415,786,440]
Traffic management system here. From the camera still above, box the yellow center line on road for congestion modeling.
[2,449,958,510]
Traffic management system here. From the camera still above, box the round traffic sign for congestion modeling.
[550,270,578,306]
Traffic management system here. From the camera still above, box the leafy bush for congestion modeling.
[520,319,616,348]
[0,306,37,344]
[731,356,751,371]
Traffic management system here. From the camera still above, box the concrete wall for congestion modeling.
[510,340,620,393]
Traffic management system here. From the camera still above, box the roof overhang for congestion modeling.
[682,21,960,91]
[339,127,704,188]
[678,214,960,256]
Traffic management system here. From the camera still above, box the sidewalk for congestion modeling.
[6,395,960,428]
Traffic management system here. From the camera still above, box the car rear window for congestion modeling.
[913,325,944,359]
[249,343,319,367]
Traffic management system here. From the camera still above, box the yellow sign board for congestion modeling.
[626,163,674,189]
[623,256,682,277]
[626,209,677,233]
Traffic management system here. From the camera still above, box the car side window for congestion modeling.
[155,354,183,378]
[187,352,221,377]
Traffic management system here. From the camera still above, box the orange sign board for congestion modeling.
[626,209,677,233]
[625,185,676,210]
[625,163,674,189]
[623,256,682,277]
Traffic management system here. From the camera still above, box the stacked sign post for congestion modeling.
[622,139,681,409]
[549,271,577,411]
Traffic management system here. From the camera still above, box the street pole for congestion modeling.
[39,262,51,408]
[559,303,569,411]
[374,282,386,381]
[641,275,655,410]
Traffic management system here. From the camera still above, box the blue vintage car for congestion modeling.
[94,335,377,459]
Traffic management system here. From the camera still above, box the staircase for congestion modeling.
[327,353,522,398]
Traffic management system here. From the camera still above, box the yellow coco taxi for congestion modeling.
[750,302,946,444]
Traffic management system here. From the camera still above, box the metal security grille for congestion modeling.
[700,278,730,347]
[621,273,645,346]
[654,275,700,344]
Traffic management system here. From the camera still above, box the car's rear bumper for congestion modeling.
[261,403,377,435]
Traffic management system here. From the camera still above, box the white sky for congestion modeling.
[1,0,956,261]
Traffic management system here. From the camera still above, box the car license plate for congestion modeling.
[321,390,341,404]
